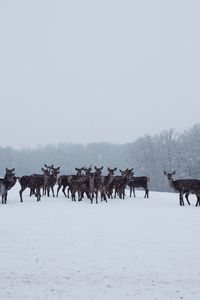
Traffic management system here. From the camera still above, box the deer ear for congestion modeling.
[107,167,110,171]
[75,168,78,171]
[114,167,117,171]
[119,169,122,173]
[172,170,176,175]
[101,166,103,170]
[41,168,44,171]
[163,171,167,175]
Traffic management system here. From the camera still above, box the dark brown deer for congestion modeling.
[77,172,95,203]
[114,169,133,199]
[42,164,53,195]
[43,166,60,197]
[19,174,44,202]
[98,167,117,202]
[57,175,72,197]
[128,169,150,198]
[164,170,200,206]
[93,166,104,202]
[68,174,85,201]
[57,167,87,198]
[0,168,16,204]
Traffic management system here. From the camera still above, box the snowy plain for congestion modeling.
[0,183,200,300]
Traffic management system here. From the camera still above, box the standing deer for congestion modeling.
[114,168,133,199]
[164,170,200,206]
[128,169,150,198]
[0,168,16,204]
[98,167,117,202]
[57,167,86,198]
[43,166,60,197]
[19,173,45,202]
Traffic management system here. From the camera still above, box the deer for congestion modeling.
[114,169,133,199]
[0,168,16,204]
[43,166,60,197]
[56,167,84,198]
[42,164,54,195]
[57,174,72,198]
[19,172,45,202]
[92,166,104,202]
[163,170,200,206]
[98,167,117,202]
[128,169,150,198]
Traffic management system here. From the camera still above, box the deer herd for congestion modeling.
[0,165,200,206]
[0,165,150,205]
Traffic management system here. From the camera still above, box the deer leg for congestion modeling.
[95,191,98,202]
[119,188,123,199]
[42,186,45,195]
[104,193,107,202]
[19,186,27,202]
[90,191,94,202]
[144,186,147,198]
[67,187,70,198]
[129,186,131,197]
[100,191,106,202]
[51,187,55,197]
[71,188,76,201]
[86,191,90,199]
[184,192,190,205]
[62,186,67,197]
[4,191,7,204]
[96,194,98,204]
[144,188,149,198]
[36,188,39,201]
[38,188,41,201]
[78,191,83,201]
[57,184,61,197]
[195,195,200,206]
[179,191,184,206]
[114,188,117,198]
[123,188,126,199]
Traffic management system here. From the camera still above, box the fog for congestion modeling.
[0,0,200,149]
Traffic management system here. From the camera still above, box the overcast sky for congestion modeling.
[0,0,200,149]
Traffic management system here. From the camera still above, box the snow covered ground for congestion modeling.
[0,183,200,300]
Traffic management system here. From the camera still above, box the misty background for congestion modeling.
[0,124,200,192]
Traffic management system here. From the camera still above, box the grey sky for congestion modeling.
[0,0,200,149]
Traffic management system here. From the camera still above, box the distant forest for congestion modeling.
[1,124,200,192]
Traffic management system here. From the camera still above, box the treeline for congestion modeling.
[1,124,200,192]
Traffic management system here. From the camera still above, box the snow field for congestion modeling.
[0,184,200,300]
